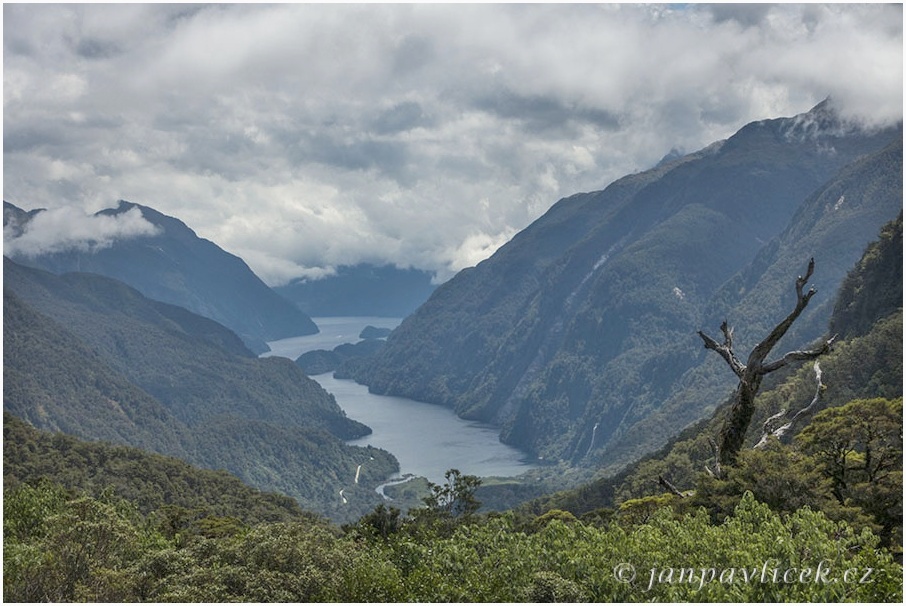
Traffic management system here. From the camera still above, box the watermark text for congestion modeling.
[613,560,875,592]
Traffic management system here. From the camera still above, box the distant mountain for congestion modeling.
[275,263,437,317]
[3,259,398,522]
[351,101,902,468]
[3,200,317,352]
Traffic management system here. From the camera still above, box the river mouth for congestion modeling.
[265,318,538,486]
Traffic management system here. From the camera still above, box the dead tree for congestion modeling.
[698,258,836,471]
[753,360,825,449]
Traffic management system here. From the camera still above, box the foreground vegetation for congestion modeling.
[4,472,901,602]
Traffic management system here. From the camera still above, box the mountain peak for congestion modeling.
[781,96,878,141]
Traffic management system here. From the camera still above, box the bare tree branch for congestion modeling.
[697,320,746,378]
[704,437,722,478]
[754,361,826,448]
[748,257,816,368]
[761,336,836,373]
[658,475,687,498]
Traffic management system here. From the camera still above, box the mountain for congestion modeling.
[3,259,398,521]
[523,214,902,521]
[3,288,194,458]
[599,137,904,469]
[275,263,437,317]
[3,200,317,352]
[350,101,902,468]
[830,214,903,340]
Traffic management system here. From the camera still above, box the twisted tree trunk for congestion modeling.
[698,258,836,471]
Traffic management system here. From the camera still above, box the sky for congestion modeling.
[3,3,903,285]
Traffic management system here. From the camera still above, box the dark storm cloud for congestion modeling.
[704,4,773,28]
[371,102,434,135]
[473,88,622,137]
[302,134,412,182]
[391,34,437,77]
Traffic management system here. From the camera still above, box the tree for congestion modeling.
[797,397,903,546]
[355,503,403,539]
[698,258,835,470]
[421,468,482,521]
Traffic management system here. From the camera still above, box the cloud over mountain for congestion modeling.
[3,4,902,284]
[3,205,160,257]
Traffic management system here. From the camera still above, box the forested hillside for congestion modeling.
[351,102,902,470]
[598,138,904,469]
[3,414,310,525]
[521,216,902,551]
[5,451,901,601]
[3,259,398,521]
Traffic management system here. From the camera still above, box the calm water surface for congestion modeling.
[265,318,536,484]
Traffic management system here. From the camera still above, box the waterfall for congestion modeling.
[585,422,600,458]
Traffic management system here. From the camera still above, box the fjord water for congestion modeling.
[265,318,537,484]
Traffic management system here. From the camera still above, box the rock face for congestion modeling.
[352,102,903,467]
[3,200,317,352]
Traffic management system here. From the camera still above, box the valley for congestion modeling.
[4,101,902,602]
[264,318,540,510]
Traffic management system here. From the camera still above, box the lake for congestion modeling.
[265,318,537,485]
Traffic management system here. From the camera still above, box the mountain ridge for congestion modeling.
[350,102,902,467]
[3,199,317,352]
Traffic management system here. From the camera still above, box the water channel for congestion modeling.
[264,318,537,485]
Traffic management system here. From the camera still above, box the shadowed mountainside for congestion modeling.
[351,101,902,469]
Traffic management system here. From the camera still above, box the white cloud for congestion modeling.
[3,4,902,284]
[4,206,161,257]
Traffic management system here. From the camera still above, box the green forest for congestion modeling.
[4,438,902,602]
[4,216,902,602]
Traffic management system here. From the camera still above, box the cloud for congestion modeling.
[2,4,902,285]
[445,229,518,278]
[4,205,161,257]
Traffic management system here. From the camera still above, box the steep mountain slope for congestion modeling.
[524,214,902,517]
[3,200,317,352]
[276,263,437,317]
[601,137,903,468]
[830,214,903,340]
[352,102,902,466]
[3,259,398,521]
[3,290,193,459]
